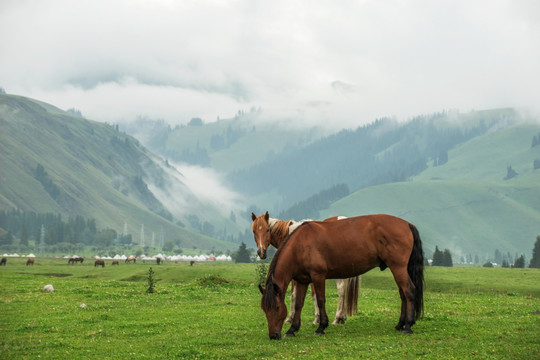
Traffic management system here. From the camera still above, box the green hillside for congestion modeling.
[0,94,237,251]
[321,122,540,260]
[126,113,327,174]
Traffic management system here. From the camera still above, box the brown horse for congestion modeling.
[94,260,105,267]
[125,256,136,264]
[251,212,359,325]
[0,257,6,266]
[111,260,119,265]
[68,257,84,264]
[26,258,34,266]
[260,214,424,340]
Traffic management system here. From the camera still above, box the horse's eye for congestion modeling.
[266,229,270,233]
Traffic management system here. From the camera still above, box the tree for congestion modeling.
[504,165,518,180]
[432,246,443,266]
[234,242,251,263]
[442,249,453,267]
[529,236,540,268]
[162,240,174,253]
[513,255,525,268]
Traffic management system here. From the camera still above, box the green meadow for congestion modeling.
[0,258,538,359]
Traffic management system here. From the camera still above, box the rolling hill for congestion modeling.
[321,122,540,260]
[0,94,239,251]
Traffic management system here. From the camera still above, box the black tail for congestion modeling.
[408,223,425,320]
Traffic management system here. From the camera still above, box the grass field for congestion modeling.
[0,258,539,359]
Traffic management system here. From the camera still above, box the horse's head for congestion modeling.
[251,211,271,259]
[259,278,287,340]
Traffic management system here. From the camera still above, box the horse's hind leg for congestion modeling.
[332,279,347,325]
[391,267,416,334]
[285,282,308,337]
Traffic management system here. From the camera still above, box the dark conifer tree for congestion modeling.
[234,242,252,263]
[530,236,540,268]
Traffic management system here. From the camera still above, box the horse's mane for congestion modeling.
[268,218,292,244]
[261,221,313,312]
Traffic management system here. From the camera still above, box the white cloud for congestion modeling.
[1,0,539,128]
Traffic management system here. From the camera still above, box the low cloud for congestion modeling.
[1,0,539,128]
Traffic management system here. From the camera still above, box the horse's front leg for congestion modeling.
[285,282,308,337]
[285,281,297,324]
[310,283,320,324]
[312,276,328,335]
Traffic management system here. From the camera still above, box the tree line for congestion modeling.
[0,209,130,254]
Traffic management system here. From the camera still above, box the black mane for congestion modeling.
[261,222,311,312]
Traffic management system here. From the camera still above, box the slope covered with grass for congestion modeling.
[322,122,540,259]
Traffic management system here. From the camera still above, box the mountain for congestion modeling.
[321,121,540,261]
[113,104,539,261]
[0,94,239,251]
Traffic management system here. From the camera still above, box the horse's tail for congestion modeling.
[345,275,360,316]
[408,223,425,320]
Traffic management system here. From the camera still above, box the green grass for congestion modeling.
[1,258,539,359]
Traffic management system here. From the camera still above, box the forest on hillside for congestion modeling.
[228,110,514,210]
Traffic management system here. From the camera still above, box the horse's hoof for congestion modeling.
[312,320,319,325]
[402,328,413,335]
[332,318,346,325]
[314,331,325,336]
[284,332,295,338]
[285,319,292,324]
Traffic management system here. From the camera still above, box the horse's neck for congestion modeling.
[268,218,292,248]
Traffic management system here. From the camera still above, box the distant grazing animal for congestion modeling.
[94,260,105,267]
[68,257,84,264]
[0,257,6,266]
[111,260,119,265]
[252,212,359,325]
[190,261,195,266]
[156,257,161,265]
[26,258,34,266]
[125,256,136,264]
[42,284,54,293]
[259,214,424,340]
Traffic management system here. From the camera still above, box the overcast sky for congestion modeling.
[1,0,539,128]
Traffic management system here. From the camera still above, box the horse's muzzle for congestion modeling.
[269,332,281,340]
[258,248,267,259]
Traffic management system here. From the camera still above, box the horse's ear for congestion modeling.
[264,211,270,222]
[258,284,265,294]
[251,212,257,221]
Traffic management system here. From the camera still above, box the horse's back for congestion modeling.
[289,214,415,277]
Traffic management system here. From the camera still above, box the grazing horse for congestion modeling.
[252,212,360,325]
[0,257,6,266]
[111,260,119,265]
[26,258,34,266]
[125,256,136,264]
[68,257,84,264]
[260,214,424,340]
[94,260,105,267]
[156,257,161,265]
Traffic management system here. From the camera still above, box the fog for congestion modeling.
[1,0,539,128]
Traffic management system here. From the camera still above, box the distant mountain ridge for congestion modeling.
[131,107,540,259]
[0,94,238,250]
